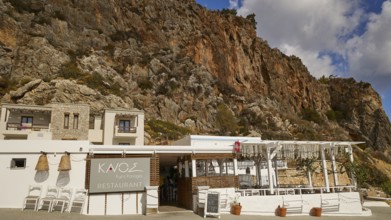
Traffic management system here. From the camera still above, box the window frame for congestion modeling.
[118,120,131,133]
[73,113,79,129]
[21,116,33,124]
[196,158,234,177]
[64,113,70,129]
[10,158,26,169]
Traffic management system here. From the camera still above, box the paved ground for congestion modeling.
[3,202,390,220]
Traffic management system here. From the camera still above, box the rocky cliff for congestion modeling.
[0,0,390,160]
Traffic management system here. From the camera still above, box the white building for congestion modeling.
[0,103,369,217]
[0,103,144,145]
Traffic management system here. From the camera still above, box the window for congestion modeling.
[21,116,33,129]
[11,158,26,169]
[118,120,130,132]
[238,160,255,169]
[64,113,70,129]
[196,159,234,176]
[196,160,206,176]
[21,116,33,124]
[73,114,79,129]
[220,159,234,175]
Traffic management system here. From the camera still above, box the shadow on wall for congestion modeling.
[34,171,49,182]
[56,171,70,187]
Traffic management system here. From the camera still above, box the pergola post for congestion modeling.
[255,159,261,186]
[267,144,274,194]
[330,144,339,190]
[185,160,190,177]
[348,145,357,189]
[274,159,279,188]
[233,158,238,175]
[320,145,330,192]
[307,170,313,188]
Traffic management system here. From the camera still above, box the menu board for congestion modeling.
[204,191,221,218]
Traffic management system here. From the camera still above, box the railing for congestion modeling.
[236,185,356,197]
[117,127,137,133]
[6,123,50,131]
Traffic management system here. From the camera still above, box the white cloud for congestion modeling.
[346,1,391,92]
[229,0,239,9]
[234,0,391,117]
[236,0,363,77]
[279,44,335,78]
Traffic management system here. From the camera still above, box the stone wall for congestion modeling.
[50,103,90,140]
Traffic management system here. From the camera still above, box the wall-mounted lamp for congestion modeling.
[35,151,49,171]
[58,151,71,171]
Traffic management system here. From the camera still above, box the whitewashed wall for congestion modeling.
[237,192,362,216]
[0,140,150,215]
[195,188,363,216]
[88,192,145,215]
[0,140,88,211]
[0,153,87,210]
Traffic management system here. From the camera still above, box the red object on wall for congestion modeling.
[234,141,241,153]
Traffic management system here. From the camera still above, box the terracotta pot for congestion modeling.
[279,207,287,217]
[231,205,242,215]
[312,207,322,217]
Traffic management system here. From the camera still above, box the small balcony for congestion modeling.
[114,126,138,137]
[6,123,50,132]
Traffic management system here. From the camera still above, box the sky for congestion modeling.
[196,0,391,120]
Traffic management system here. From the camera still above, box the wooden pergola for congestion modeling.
[238,140,364,194]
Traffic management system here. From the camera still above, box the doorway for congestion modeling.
[159,165,177,205]
[158,154,191,212]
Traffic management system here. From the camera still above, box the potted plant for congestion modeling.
[277,205,287,217]
[230,195,242,215]
[311,207,322,217]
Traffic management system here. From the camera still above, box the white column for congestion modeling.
[320,145,330,192]
[267,145,274,194]
[103,111,115,145]
[185,161,189,177]
[274,159,279,188]
[307,170,313,188]
[192,159,196,177]
[348,145,356,188]
[255,160,261,186]
[233,158,238,175]
[330,145,339,189]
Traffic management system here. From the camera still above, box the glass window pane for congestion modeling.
[196,160,206,176]
[73,114,79,129]
[64,114,69,129]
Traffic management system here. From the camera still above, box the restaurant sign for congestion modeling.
[89,158,150,193]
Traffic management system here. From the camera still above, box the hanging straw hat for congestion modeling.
[35,152,49,171]
[58,152,71,171]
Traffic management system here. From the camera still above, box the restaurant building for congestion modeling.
[0,103,369,216]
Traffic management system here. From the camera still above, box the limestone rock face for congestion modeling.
[0,0,390,159]
[328,78,391,156]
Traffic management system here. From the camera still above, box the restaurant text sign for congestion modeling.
[89,158,150,193]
